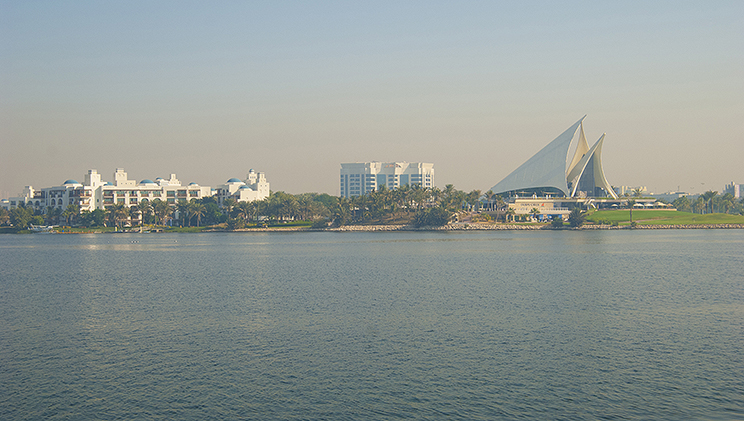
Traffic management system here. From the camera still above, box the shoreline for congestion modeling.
[5,223,744,234]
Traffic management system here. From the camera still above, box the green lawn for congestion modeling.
[586,210,744,225]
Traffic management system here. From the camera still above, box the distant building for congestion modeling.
[1,168,212,212]
[487,117,617,199]
[340,162,434,198]
[723,182,741,198]
[215,169,270,206]
[614,186,648,197]
[648,191,689,203]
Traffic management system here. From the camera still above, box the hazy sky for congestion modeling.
[2,1,742,198]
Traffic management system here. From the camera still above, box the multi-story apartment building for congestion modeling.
[340,162,434,198]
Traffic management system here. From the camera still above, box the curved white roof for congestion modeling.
[567,134,618,199]
[489,117,585,197]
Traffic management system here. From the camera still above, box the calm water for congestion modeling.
[1,230,742,420]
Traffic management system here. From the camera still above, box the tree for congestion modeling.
[152,199,172,226]
[672,196,691,212]
[234,201,253,223]
[45,206,61,225]
[10,206,35,229]
[331,197,351,227]
[137,199,153,224]
[505,207,516,223]
[176,200,190,226]
[222,198,237,218]
[626,199,637,224]
[551,216,564,228]
[189,201,206,227]
[467,190,482,212]
[62,204,80,226]
[701,190,718,214]
[484,190,496,211]
[129,205,141,226]
[568,208,585,228]
[106,204,129,229]
[413,206,451,227]
[529,208,541,222]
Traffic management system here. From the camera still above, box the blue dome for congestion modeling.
[239,185,253,190]
[189,182,198,186]
[140,179,155,184]
[105,182,113,186]
[63,179,80,185]
[227,178,243,183]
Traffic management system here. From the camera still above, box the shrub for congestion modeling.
[226,217,245,230]
[568,208,585,228]
[551,217,564,228]
[311,219,328,229]
[413,206,452,227]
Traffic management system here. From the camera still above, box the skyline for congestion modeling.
[2,1,742,198]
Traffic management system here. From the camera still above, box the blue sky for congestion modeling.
[2,1,742,197]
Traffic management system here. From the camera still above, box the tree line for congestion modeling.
[4,187,741,231]
[0,184,506,230]
[672,191,744,215]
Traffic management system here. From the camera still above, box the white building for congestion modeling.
[488,117,617,199]
[613,186,648,197]
[1,168,211,212]
[723,182,741,199]
[215,169,270,206]
[340,162,434,198]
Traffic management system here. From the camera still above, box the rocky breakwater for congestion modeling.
[632,224,744,229]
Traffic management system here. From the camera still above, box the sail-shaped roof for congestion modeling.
[488,117,585,197]
[567,122,590,176]
[568,134,618,198]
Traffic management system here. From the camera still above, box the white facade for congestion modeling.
[215,169,270,206]
[723,182,741,199]
[613,186,648,197]
[1,168,212,212]
[340,162,434,198]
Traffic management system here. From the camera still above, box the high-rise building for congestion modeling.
[340,162,434,198]
[723,182,741,198]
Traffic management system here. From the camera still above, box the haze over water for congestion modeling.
[1,230,743,420]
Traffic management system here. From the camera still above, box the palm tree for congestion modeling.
[62,204,80,226]
[234,201,253,223]
[137,200,152,224]
[106,204,129,229]
[189,201,206,227]
[626,199,637,224]
[484,190,496,211]
[152,199,172,226]
[177,200,190,226]
[129,205,141,226]
[505,207,516,223]
[467,190,482,212]
[222,198,237,218]
[701,190,718,214]
[530,208,541,222]
[568,208,585,227]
